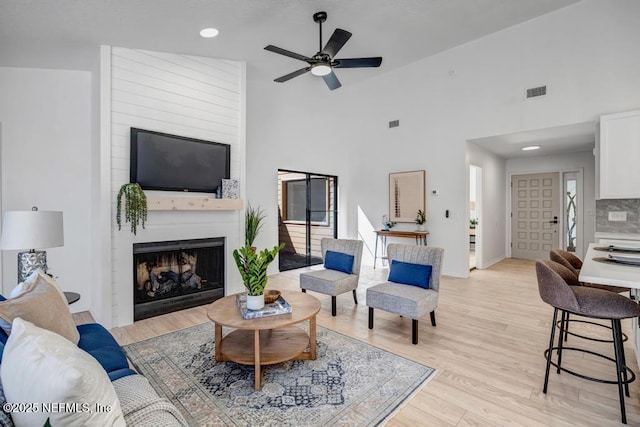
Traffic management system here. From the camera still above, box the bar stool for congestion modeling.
[550,250,630,343]
[550,249,629,293]
[536,260,640,424]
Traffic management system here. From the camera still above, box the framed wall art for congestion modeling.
[388,170,426,223]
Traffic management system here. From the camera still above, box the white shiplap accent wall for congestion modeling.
[107,47,246,327]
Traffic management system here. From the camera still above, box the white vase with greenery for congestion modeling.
[233,243,284,310]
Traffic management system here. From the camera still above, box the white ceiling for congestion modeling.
[1,0,580,80]
[1,0,588,158]
[470,121,596,160]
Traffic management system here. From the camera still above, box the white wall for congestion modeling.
[506,150,596,256]
[0,67,93,312]
[467,143,507,268]
[246,0,640,277]
[245,79,348,260]
[104,47,246,327]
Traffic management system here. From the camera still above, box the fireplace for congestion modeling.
[133,237,225,321]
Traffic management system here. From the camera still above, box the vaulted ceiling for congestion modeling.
[1,0,580,81]
[1,0,590,158]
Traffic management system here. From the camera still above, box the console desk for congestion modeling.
[373,230,429,268]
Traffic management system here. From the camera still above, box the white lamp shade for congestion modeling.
[0,210,64,250]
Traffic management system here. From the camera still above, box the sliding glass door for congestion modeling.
[277,170,337,271]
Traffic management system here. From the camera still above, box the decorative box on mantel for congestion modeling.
[146,195,243,211]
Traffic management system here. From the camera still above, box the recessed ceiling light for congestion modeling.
[200,28,219,38]
[522,145,541,151]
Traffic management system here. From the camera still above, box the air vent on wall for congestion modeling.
[526,85,547,99]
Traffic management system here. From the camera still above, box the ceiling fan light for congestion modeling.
[311,64,332,76]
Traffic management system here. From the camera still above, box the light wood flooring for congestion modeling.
[110,258,640,426]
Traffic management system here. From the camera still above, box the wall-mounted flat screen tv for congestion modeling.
[130,128,230,193]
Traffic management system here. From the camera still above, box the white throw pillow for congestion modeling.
[0,272,79,344]
[9,270,66,302]
[0,318,125,427]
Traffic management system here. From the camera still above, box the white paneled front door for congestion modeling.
[511,172,560,260]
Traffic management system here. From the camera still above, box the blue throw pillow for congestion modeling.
[388,260,432,289]
[324,251,355,274]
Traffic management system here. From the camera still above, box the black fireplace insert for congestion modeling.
[133,237,225,320]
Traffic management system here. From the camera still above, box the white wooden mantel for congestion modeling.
[146,195,243,211]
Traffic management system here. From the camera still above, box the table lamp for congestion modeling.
[0,207,64,282]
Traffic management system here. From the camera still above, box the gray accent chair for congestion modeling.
[366,244,444,344]
[536,260,640,424]
[299,238,364,316]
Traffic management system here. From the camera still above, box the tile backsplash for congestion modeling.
[596,199,640,233]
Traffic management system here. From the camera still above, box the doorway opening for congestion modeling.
[469,165,481,270]
[277,170,338,271]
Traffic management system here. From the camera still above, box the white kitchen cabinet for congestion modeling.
[598,110,640,199]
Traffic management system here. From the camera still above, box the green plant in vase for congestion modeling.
[415,209,426,230]
[116,183,148,235]
[233,243,284,310]
[245,204,266,247]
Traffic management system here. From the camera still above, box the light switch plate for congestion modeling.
[608,211,627,222]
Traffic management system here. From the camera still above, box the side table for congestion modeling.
[64,291,80,305]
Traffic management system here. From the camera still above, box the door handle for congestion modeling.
[549,220,558,224]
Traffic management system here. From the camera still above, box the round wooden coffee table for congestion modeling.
[207,291,321,390]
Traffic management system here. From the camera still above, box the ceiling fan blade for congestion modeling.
[333,57,383,68]
[274,67,310,83]
[265,45,311,62]
[321,29,352,58]
[322,71,342,90]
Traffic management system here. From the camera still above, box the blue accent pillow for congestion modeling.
[0,295,7,349]
[324,251,355,274]
[388,260,432,289]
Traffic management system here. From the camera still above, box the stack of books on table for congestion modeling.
[236,293,292,319]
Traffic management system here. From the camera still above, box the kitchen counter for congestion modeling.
[594,232,640,241]
[581,241,640,377]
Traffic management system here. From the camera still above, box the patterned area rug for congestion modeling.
[123,323,435,426]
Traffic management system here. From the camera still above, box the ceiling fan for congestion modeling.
[264,11,383,90]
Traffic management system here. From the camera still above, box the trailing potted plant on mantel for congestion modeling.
[116,183,148,235]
